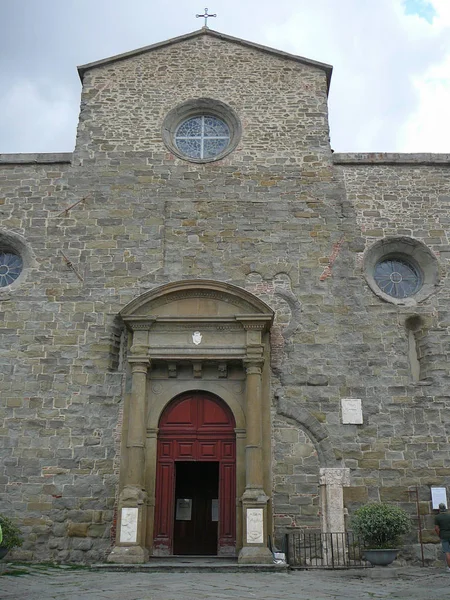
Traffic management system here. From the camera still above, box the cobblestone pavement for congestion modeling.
[1,564,450,600]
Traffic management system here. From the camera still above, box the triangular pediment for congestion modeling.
[77,28,332,91]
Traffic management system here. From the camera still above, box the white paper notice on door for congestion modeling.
[176,498,192,520]
[211,499,219,522]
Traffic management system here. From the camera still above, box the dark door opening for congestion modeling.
[173,461,219,555]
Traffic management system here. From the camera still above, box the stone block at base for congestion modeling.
[107,545,149,564]
[238,546,273,564]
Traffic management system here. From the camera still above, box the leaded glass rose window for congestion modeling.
[373,257,422,299]
[175,115,231,159]
[0,251,23,287]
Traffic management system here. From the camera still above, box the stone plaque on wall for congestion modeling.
[341,398,363,424]
[120,507,138,543]
[246,508,264,544]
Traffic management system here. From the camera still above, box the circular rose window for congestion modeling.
[364,237,439,305]
[373,257,422,299]
[162,98,241,163]
[0,251,23,287]
[175,115,230,160]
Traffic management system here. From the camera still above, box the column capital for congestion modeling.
[129,359,150,375]
[243,359,264,375]
[319,467,351,487]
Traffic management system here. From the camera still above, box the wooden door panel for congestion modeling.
[153,461,175,554]
[219,461,236,547]
[198,441,218,459]
[175,440,196,459]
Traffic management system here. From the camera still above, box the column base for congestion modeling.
[238,545,273,564]
[107,545,149,564]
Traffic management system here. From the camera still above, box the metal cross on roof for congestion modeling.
[196,8,217,28]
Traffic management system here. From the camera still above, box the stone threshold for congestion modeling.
[91,557,288,573]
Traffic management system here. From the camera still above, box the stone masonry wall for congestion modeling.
[335,155,450,558]
[0,31,449,564]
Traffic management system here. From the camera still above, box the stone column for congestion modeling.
[108,334,150,564]
[319,467,351,566]
[319,467,350,533]
[238,359,273,564]
[125,361,149,488]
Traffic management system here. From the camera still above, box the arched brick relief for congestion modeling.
[245,271,301,370]
[275,390,336,468]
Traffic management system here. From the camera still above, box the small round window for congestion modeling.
[0,250,23,287]
[373,257,422,299]
[162,99,241,163]
[364,237,439,305]
[175,115,230,160]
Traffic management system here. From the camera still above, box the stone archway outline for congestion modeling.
[275,391,350,535]
[275,392,336,468]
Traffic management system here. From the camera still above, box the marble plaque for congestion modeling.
[120,507,138,543]
[246,508,264,544]
[431,487,448,509]
[341,398,363,424]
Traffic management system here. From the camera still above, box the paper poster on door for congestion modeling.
[176,498,192,520]
[211,499,219,522]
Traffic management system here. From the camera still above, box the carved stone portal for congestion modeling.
[109,280,274,563]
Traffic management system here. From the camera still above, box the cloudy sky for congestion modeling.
[0,0,449,154]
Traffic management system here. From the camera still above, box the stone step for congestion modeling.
[91,557,288,573]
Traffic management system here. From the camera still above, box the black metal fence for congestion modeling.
[285,530,371,569]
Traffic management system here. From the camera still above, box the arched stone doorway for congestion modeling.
[107,280,274,564]
[153,392,236,556]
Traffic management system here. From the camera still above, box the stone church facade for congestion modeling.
[1,28,449,564]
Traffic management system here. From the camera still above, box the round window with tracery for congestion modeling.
[0,251,23,287]
[373,257,422,299]
[175,115,231,160]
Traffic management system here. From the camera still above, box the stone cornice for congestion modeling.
[0,153,72,165]
[333,153,450,166]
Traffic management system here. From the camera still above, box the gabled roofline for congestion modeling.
[77,28,333,93]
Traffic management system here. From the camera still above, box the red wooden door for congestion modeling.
[153,393,236,556]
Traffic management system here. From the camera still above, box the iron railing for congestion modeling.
[285,530,371,569]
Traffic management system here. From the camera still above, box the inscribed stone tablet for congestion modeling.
[246,508,264,544]
[120,507,138,543]
[341,398,363,424]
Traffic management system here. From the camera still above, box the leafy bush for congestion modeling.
[0,515,23,550]
[352,503,410,549]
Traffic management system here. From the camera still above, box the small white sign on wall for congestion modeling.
[120,507,138,543]
[431,487,448,509]
[341,399,363,424]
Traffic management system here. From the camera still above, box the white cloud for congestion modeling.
[1,0,450,153]
[398,54,450,151]
[0,79,76,153]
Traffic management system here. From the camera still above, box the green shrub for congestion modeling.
[351,503,411,549]
[0,515,23,550]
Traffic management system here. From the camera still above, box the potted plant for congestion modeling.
[0,514,23,560]
[351,502,410,566]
